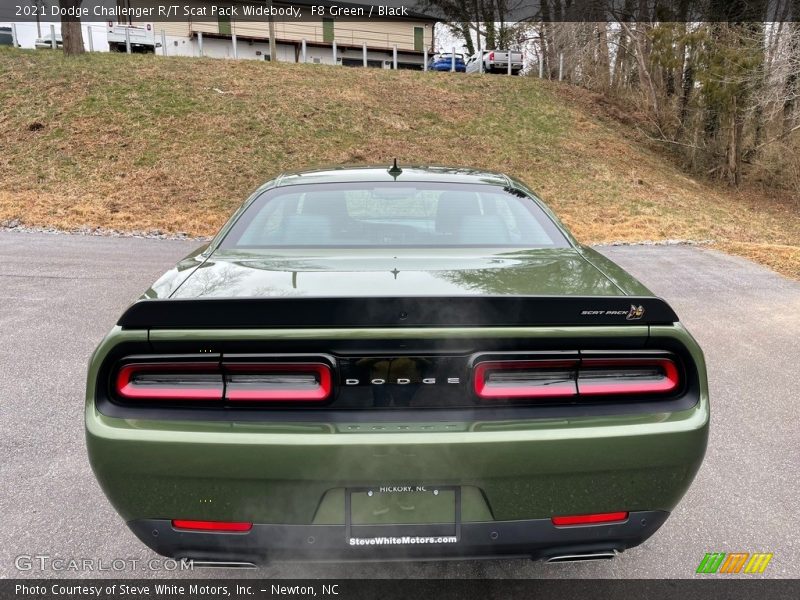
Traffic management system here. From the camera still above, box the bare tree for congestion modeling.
[28,0,46,38]
[59,0,84,55]
[433,0,800,188]
[419,0,527,53]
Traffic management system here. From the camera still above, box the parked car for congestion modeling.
[87,165,708,565]
[0,26,20,47]
[428,52,466,72]
[34,34,63,49]
[466,50,524,74]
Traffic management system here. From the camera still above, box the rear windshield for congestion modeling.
[220,183,569,249]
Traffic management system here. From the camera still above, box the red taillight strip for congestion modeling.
[115,363,223,401]
[115,361,333,403]
[473,356,681,400]
[577,358,680,396]
[551,512,629,526]
[474,360,578,399]
[224,363,332,402]
[171,520,252,532]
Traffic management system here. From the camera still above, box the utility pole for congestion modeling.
[268,1,277,61]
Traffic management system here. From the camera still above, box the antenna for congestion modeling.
[388,158,403,178]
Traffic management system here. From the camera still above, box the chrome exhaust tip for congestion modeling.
[546,551,618,563]
[190,560,258,569]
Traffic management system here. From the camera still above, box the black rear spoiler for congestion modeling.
[117,296,678,329]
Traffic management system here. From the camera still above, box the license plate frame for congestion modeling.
[345,485,461,543]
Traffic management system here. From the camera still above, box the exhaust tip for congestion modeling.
[190,560,258,569]
[545,551,618,563]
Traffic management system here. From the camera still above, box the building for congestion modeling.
[114,0,440,68]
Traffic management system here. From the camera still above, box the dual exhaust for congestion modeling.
[188,553,620,568]
[546,550,618,563]
[190,560,257,569]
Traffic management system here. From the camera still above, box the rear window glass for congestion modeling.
[220,183,569,249]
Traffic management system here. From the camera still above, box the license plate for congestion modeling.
[345,485,461,545]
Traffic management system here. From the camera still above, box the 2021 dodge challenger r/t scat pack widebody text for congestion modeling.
[86,166,708,564]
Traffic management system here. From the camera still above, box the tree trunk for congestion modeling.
[724,97,745,186]
[611,0,636,91]
[538,26,548,77]
[459,22,475,56]
[482,10,496,49]
[611,26,628,91]
[784,21,800,133]
[60,0,84,56]
[595,22,611,90]
[620,21,660,119]
[541,0,557,79]
[679,61,694,133]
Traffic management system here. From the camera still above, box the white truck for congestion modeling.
[107,24,160,53]
[465,50,524,75]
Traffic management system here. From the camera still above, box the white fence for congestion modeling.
[6,22,532,77]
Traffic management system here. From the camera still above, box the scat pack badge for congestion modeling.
[626,304,646,320]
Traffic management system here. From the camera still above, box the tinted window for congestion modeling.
[221,183,569,249]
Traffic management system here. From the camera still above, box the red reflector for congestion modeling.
[473,360,578,399]
[116,363,223,401]
[551,512,629,526]
[171,520,252,532]
[224,363,332,402]
[577,358,679,396]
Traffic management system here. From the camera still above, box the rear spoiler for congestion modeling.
[117,296,678,329]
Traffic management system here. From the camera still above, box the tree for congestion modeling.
[28,0,46,38]
[783,1,800,132]
[59,0,84,55]
[419,0,526,53]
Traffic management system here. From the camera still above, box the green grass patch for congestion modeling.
[0,47,797,278]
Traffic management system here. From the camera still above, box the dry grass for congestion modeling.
[0,48,797,279]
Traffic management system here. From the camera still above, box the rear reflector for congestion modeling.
[474,360,578,399]
[171,520,252,532]
[551,512,629,526]
[116,363,223,401]
[224,363,331,402]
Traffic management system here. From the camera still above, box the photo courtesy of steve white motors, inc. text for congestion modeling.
[14,584,341,598]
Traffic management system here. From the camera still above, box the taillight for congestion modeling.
[114,361,332,404]
[577,358,679,396]
[115,363,223,401]
[224,363,331,402]
[473,355,681,401]
[171,520,252,532]
[488,51,495,61]
[474,360,578,399]
[552,512,629,526]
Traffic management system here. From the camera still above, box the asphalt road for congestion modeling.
[1,231,798,579]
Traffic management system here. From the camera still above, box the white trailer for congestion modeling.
[107,24,159,53]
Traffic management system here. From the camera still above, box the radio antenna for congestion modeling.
[388,158,403,178]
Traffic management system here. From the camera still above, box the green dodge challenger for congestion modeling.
[86,166,709,565]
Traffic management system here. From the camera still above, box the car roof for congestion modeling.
[272,165,512,188]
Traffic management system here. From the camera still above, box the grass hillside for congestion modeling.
[0,48,797,278]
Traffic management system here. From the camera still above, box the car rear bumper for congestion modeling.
[87,390,707,562]
[128,511,669,563]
